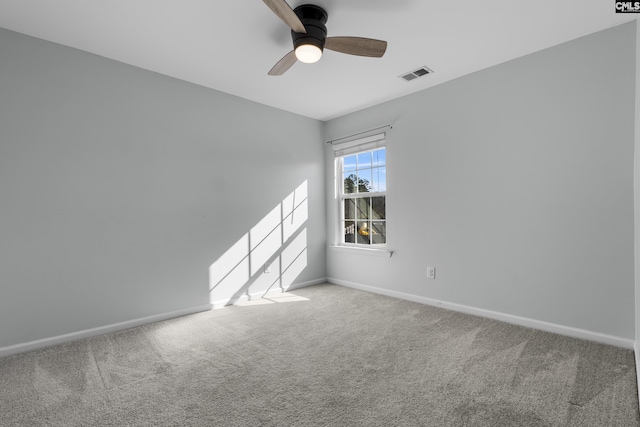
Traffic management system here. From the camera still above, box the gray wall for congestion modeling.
[1,20,636,350]
[325,22,636,339]
[0,28,326,349]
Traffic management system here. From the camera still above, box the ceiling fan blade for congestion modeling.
[324,37,387,58]
[268,50,298,76]
[262,0,306,33]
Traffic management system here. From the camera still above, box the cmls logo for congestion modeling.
[616,1,640,12]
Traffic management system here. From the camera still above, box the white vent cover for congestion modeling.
[399,66,433,82]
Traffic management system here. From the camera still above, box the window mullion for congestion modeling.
[369,196,372,246]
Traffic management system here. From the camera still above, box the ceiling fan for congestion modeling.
[263,0,388,76]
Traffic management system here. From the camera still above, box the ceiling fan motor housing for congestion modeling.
[291,4,328,52]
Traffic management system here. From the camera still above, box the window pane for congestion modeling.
[344,173,358,194]
[373,148,386,167]
[344,199,355,219]
[357,169,372,193]
[371,221,386,244]
[371,197,385,219]
[357,151,372,168]
[344,221,355,243]
[338,145,386,248]
[356,198,370,220]
[357,221,370,244]
[371,166,386,192]
[343,155,357,172]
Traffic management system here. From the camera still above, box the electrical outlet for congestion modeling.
[427,266,436,279]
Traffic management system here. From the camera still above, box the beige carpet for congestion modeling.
[0,283,638,426]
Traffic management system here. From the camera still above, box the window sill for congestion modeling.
[329,245,393,257]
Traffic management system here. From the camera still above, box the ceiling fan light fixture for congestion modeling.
[265,1,387,76]
[295,43,322,63]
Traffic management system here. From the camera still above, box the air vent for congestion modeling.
[399,66,433,82]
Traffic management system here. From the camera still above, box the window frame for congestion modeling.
[336,143,387,249]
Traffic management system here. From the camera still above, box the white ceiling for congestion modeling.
[0,1,635,121]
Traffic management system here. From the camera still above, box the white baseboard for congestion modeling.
[329,278,634,349]
[211,277,328,309]
[0,303,212,358]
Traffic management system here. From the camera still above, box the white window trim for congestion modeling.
[332,133,390,255]
[329,245,393,257]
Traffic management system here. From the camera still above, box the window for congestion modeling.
[336,135,386,247]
